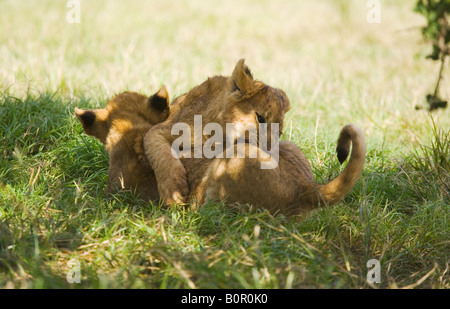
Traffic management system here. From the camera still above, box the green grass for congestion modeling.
[0,0,449,289]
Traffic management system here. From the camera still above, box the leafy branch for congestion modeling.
[414,0,449,111]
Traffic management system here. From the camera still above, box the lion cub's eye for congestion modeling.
[256,112,266,124]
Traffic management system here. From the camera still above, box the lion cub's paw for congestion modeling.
[158,168,189,206]
[160,180,189,205]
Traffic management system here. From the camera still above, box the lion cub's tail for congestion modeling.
[316,124,366,206]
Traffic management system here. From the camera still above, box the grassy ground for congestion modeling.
[0,0,449,288]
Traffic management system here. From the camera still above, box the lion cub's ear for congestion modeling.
[149,85,170,111]
[229,58,254,94]
[75,108,96,128]
[74,107,109,144]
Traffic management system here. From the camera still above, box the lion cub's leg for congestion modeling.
[144,123,189,205]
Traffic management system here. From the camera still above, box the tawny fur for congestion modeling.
[144,59,290,205]
[75,86,170,202]
[143,60,366,216]
[193,125,366,216]
[74,60,366,217]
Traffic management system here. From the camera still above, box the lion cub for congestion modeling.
[196,125,366,216]
[75,86,170,202]
[144,59,290,205]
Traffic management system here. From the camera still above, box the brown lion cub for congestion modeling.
[144,59,290,205]
[196,125,366,216]
[75,86,170,202]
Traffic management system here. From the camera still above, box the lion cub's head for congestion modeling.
[225,59,291,148]
[75,86,170,148]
